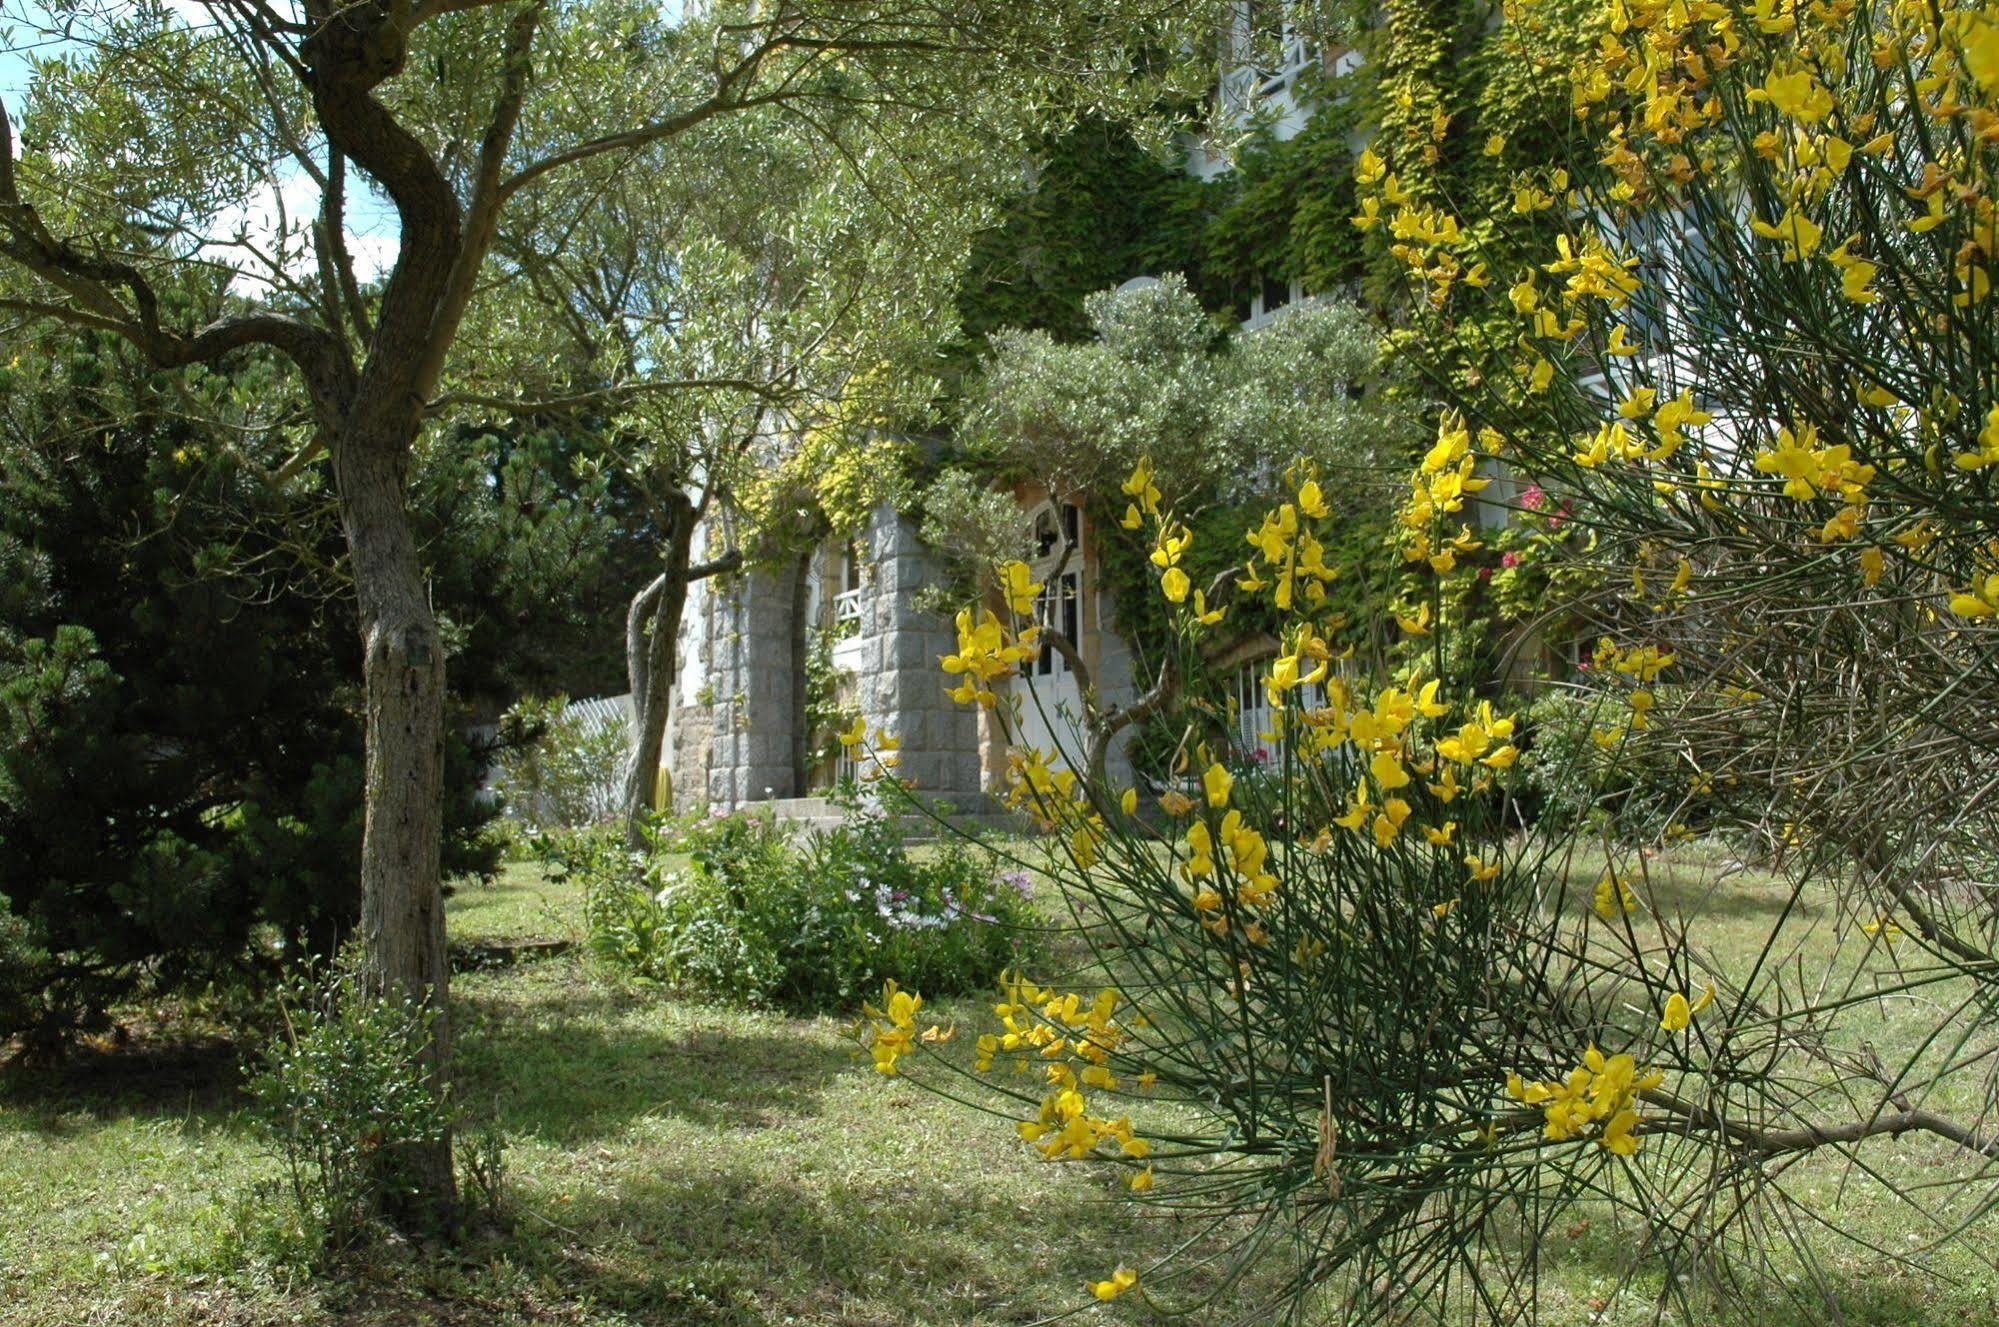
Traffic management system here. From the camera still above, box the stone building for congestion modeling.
[661,487,1136,818]
[657,15,1418,818]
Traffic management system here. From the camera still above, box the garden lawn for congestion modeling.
[0,848,1995,1326]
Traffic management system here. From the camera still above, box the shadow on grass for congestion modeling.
[480,1156,1192,1327]
[1542,853,1816,926]
[1472,1188,1999,1327]
[452,968,854,1143]
[0,1035,244,1134]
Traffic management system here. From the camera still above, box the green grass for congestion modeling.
[2,845,1996,1326]
[0,857,1201,1327]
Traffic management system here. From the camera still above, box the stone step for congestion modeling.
[762,793,1027,842]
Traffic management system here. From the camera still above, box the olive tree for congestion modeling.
[0,0,1249,1223]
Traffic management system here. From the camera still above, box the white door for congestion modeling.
[1013,502,1087,767]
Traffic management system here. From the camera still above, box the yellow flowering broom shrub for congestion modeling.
[858,4,1999,1319]
[858,442,1999,1323]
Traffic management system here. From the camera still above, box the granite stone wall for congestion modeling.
[700,566,801,808]
[853,503,982,799]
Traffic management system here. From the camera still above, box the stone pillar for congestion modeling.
[667,575,715,813]
[856,503,982,800]
[704,567,800,808]
[1093,583,1138,791]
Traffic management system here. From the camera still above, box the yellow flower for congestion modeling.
[1660,984,1715,1032]
[865,981,928,1074]
[1952,405,1999,471]
[1161,566,1191,603]
[1333,781,1371,832]
[1202,762,1234,808]
[1750,207,1822,261]
[1950,571,1999,619]
[1600,1107,1641,1156]
[997,560,1041,617]
[1753,68,1832,123]
[1369,749,1411,791]
[836,716,867,751]
[1090,1267,1139,1301]
[1129,1164,1155,1192]
[1297,478,1330,518]
[1965,14,1999,93]
[1827,236,1878,304]
[1122,458,1162,516]
[1371,797,1412,848]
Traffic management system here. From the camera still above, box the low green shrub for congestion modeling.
[492,694,629,830]
[243,950,451,1257]
[563,793,1040,1010]
[1521,687,1695,841]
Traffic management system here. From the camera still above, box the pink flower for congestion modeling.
[1501,551,1522,569]
[1477,566,1494,581]
[1520,484,1545,511]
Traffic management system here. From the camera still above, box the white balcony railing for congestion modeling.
[833,587,864,628]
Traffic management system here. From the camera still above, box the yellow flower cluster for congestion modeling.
[1583,0,1991,302]
[1180,764,1280,940]
[860,981,948,1075]
[836,717,902,779]
[1000,746,1107,867]
[1752,422,1874,509]
[1194,464,1524,867]
[1351,147,1486,306]
[1244,480,1341,609]
[976,975,1154,1179]
[1116,460,1228,624]
[941,608,1039,708]
[1593,870,1639,920]
[1507,1046,1663,1155]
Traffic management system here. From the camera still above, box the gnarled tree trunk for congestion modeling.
[620,487,752,844]
[334,433,457,1227]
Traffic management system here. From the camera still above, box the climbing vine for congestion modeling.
[929,0,1607,738]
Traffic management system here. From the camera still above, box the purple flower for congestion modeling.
[999,870,1035,898]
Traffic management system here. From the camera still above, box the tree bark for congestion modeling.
[623,496,696,845]
[334,434,457,1229]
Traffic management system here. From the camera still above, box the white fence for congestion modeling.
[489,693,634,828]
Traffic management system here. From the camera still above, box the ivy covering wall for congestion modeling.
[934,0,1605,746]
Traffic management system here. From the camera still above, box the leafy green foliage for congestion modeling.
[491,696,631,831]
[244,951,452,1258]
[418,420,658,703]
[0,333,640,1055]
[566,801,1039,1011]
[950,119,1215,374]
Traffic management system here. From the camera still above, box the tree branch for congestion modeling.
[410,0,544,406]
[0,95,354,414]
